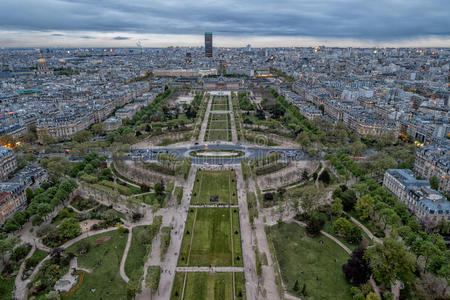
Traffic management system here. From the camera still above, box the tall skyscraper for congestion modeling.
[205,32,213,57]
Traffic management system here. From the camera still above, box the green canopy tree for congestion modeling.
[355,194,375,220]
[365,238,416,288]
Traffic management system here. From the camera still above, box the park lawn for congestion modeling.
[268,222,352,300]
[170,271,185,299]
[211,96,229,111]
[0,278,14,300]
[205,113,231,141]
[232,208,243,267]
[211,104,229,111]
[206,130,231,141]
[64,230,128,299]
[210,113,228,121]
[209,120,228,130]
[179,208,239,266]
[171,272,245,300]
[191,170,237,205]
[24,248,49,276]
[211,97,229,110]
[125,225,154,282]
[178,208,196,266]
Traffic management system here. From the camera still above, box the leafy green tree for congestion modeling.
[83,163,95,174]
[429,175,439,190]
[365,292,380,300]
[331,198,343,217]
[91,123,105,136]
[3,219,20,232]
[37,202,52,218]
[32,215,43,226]
[58,218,81,240]
[154,182,165,197]
[73,130,92,143]
[12,210,28,226]
[343,246,372,285]
[0,236,20,262]
[419,241,441,266]
[378,208,401,231]
[365,238,416,287]
[42,156,71,176]
[333,217,352,235]
[341,189,357,211]
[306,215,324,236]
[98,168,113,181]
[355,194,375,220]
[26,187,34,202]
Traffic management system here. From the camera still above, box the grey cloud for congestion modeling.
[0,0,448,40]
[51,33,64,36]
[113,36,131,40]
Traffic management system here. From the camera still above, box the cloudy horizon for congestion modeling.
[1,0,449,48]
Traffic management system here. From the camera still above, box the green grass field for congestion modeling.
[64,230,128,299]
[206,130,231,141]
[191,170,237,205]
[205,113,231,141]
[125,225,154,282]
[170,272,246,300]
[267,222,352,299]
[178,207,242,267]
[211,96,229,111]
[209,120,228,129]
[0,278,14,300]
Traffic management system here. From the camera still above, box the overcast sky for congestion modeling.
[1,0,449,47]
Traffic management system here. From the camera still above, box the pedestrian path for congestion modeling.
[189,204,239,208]
[176,266,244,272]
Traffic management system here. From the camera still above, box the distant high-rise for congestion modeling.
[205,32,213,57]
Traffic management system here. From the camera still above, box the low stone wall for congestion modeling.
[114,160,174,186]
[245,130,298,148]
[134,131,192,147]
[256,160,319,190]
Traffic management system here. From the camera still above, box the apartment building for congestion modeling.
[383,169,449,222]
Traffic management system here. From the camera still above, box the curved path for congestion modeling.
[119,227,133,283]
[292,220,351,254]
[14,227,119,300]
[347,215,382,244]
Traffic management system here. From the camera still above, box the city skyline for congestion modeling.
[1,0,450,47]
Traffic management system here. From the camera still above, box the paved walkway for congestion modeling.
[248,175,281,300]
[152,166,198,300]
[14,244,37,300]
[235,165,258,300]
[119,226,133,283]
[347,215,382,244]
[136,229,162,300]
[189,204,239,208]
[292,220,352,254]
[176,266,244,272]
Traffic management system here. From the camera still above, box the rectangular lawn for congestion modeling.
[191,170,237,205]
[205,113,231,141]
[170,272,245,300]
[178,208,241,266]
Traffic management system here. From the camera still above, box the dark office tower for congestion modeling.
[205,32,213,57]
